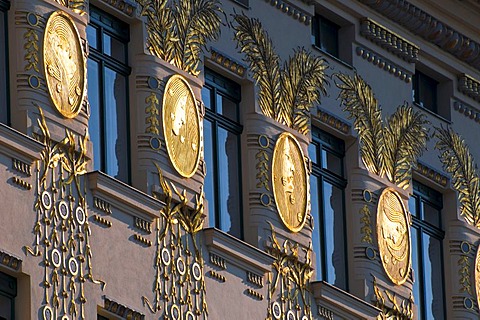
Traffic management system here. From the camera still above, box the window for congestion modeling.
[312,14,340,58]
[413,70,438,113]
[87,6,130,183]
[202,69,243,239]
[0,272,16,320]
[309,128,347,290]
[0,0,9,125]
[409,181,445,319]
[97,315,109,320]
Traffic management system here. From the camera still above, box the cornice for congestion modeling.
[360,18,419,63]
[357,0,480,71]
[264,0,312,25]
[458,74,480,102]
[0,123,44,161]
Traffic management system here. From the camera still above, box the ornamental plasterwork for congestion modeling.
[357,0,480,71]
[475,244,480,312]
[458,74,480,102]
[435,126,480,228]
[136,0,222,76]
[26,107,104,320]
[44,11,85,119]
[53,0,87,15]
[376,188,411,285]
[373,276,414,320]
[162,75,202,178]
[272,132,309,233]
[233,13,327,135]
[265,0,312,25]
[355,47,412,83]
[143,163,207,318]
[266,224,314,320]
[336,73,429,189]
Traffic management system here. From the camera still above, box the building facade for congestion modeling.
[0,0,480,319]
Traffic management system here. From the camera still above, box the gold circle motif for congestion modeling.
[44,11,85,118]
[474,244,480,310]
[272,132,308,233]
[376,188,411,285]
[162,75,201,178]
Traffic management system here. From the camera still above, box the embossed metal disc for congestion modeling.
[192,262,202,281]
[176,257,186,275]
[162,74,201,178]
[75,207,86,225]
[42,191,53,210]
[44,11,85,118]
[272,132,308,233]
[376,188,411,285]
[51,249,61,268]
[58,200,69,219]
[474,244,480,310]
[68,257,78,276]
[42,305,53,320]
[272,301,282,319]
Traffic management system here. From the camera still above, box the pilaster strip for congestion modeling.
[357,0,480,71]
[360,18,419,63]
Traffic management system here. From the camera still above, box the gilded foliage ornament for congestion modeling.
[162,75,202,178]
[136,0,222,76]
[373,276,414,320]
[44,11,85,118]
[376,188,411,285]
[336,73,429,189]
[435,126,480,227]
[272,132,309,232]
[233,14,327,135]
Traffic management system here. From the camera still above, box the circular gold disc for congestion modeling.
[44,11,85,118]
[272,132,308,232]
[162,75,201,178]
[376,187,411,285]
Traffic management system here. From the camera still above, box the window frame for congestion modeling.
[312,14,340,59]
[309,127,348,290]
[0,271,16,320]
[413,70,438,114]
[409,181,446,319]
[202,69,244,239]
[87,5,131,184]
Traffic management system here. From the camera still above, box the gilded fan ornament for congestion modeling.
[272,132,308,232]
[376,188,411,285]
[44,11,85,118]
[162,75,201,178]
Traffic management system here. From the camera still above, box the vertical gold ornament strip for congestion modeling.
[145,92,160,135]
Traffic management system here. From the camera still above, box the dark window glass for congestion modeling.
[0,0,10,125]
[312,14,339,58]
[87,6,131,183]
[309,128,347,290]
[202,69,243,239]
[97,316,109,320]
[0,272,16,320]
[413,71,438,113]
[409,181,445,319]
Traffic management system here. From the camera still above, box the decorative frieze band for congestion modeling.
[98,0,137,16]
[133,234,152,247]
[94,197,112,214]
[104,297,145,320]
[210,252,227,270]
[453,101,480,123]
[245,288,263,301]
[11,176,32,190]
[357,0,480,71]
[134,217,152,233]
[415,162,448,187]
[0,250,21,271]
[458,74,480,102]
[360,18,419,63]
[356,46,412,83]
[94,215,113,228]
[210,49,246,77]
[264,0,311,25]
[12,158,31,176]
[315,108,351,134]
[209,270,226,282]
[246,271,264,287]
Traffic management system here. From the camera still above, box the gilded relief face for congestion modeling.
[376,188,411,285]
[162,75,201,178]
[272,132,308,233]
[44,11,85,118]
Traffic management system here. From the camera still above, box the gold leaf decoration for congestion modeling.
[137,0,222,76]
[233,14,327,135]
[435,126,480,227]
[383,105,429,189]
[145,92,160,135]
[372,276,414,320]
[24,28,39,72]
[336,73,429,189]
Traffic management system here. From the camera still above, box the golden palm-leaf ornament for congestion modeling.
[336,73,429,189]
[233,13,327,135]
[435,127,480,227]
[137,0,222,76]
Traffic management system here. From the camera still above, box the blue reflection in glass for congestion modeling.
[87,60,101,171]
[203,120,216,228]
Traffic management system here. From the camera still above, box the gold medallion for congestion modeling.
[475,244,480,310]
[272,132,308,232]
[376,188,411,285]
[162,75,201,178]
[44,11,85,118]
